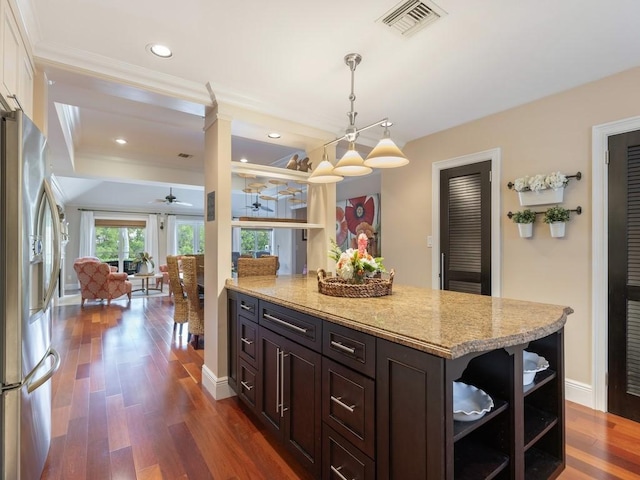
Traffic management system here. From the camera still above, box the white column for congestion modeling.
[202,106,234,399]
[307,145,336,274]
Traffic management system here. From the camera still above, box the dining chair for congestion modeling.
[182,256,204,349]
[237,256,278,277]
[166,255,188,334]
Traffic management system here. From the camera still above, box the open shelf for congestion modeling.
[231,220,323,229]
[453,397,508,442]
[454,438,509,480]
[524,448,563,480]
[524,404,558,451]
[523,369,556,396]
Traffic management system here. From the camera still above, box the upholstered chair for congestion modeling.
[73,257,132,307]
[237,256,278,277]
[156,263,169,292]
[166,255,188,333]
[181,256,204,349]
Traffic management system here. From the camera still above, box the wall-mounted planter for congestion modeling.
[518,188,564,206]
[517,223,533,238]
[549,222,566,238]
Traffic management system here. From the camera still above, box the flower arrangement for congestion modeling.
[543,206,570,224]
[131,251,155,268]
[329,234,384,284]
[512,171,569,192]
[511,209,536,224]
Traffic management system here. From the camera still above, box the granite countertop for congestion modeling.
[226,275,572,359]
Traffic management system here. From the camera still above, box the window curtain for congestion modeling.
[78,211,95,258]
[145,215,159,270]
[166,215,177,255]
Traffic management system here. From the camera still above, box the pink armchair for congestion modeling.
[73,257,132,307]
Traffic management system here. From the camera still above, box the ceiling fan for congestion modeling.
[152,187,192,206]
[246,194,274,212]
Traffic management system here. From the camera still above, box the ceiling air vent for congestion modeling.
[177,153,193,159]
[378,0,447,37]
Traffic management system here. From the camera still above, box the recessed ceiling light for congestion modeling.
[148,43,173,58]
[267,132,281,139]
[115,138,127,145]
[240,158,249,163]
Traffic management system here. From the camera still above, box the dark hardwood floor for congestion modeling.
[43,295,640,479]
[42,295,312,480]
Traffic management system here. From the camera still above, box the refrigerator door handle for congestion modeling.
[0,347,60,393]
[25,347,61,393]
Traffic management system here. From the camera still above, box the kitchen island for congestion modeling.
[226,275,572,479]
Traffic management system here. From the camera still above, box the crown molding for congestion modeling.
[34,42,213,106]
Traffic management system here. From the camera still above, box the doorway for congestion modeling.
[607,129,640,422]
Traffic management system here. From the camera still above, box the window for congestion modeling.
[240,229,273,257]
[177,220,205,255]
[95,223,145,273]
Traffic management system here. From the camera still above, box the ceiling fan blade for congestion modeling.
[260,206,274,212]
[150,199,166,203]
[173,200,193,206]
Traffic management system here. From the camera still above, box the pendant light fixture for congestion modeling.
[309,53,409,184]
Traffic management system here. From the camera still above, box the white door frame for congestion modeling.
[592,115,640,411]
[431,148,502,296]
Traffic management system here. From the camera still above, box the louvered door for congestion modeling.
[608,130,640,422]
[440,161,491,295]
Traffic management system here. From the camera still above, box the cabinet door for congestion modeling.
[258,326,284,436]
[1,0,21,101]
[282,334,322,477]
[377,338,446,479]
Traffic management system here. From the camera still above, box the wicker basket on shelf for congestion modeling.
[317,268,394,298]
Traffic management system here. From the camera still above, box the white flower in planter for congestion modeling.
[528,174,548,192]
[513,176,530,192]
[545,171,568,190]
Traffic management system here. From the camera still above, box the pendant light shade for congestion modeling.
[364,136,409,168]
[333,143,372,176]
[308,149,343,184]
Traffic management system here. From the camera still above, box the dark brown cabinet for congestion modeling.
[258,325,322,477]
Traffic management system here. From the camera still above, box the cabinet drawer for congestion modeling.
[238,293,259,322]
[259,300,322,352]
[323,425,375,480]
[238,359,257,411]
[324,322,376,378]
[238,316,258,368]
[322,358,375,458]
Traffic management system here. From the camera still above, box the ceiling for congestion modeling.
[19,0,640,213]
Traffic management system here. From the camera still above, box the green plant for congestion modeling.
[511,209,536,224]
[543,206,570,224]
[131,251,154,268]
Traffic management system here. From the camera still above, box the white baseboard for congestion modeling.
[202,364,236,400]
[565,378,594,409]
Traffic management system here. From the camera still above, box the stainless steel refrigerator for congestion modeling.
[1,109,62,479]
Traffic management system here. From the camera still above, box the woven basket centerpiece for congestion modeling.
[317,268,394,298]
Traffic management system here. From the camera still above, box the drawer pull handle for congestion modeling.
[240,337,254,346]
[330,395,356,413]
[330,465,351,480]
[263,313,308,334]
[240,381,253,391]
[240,304,252,311]
[330,340,356,355]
